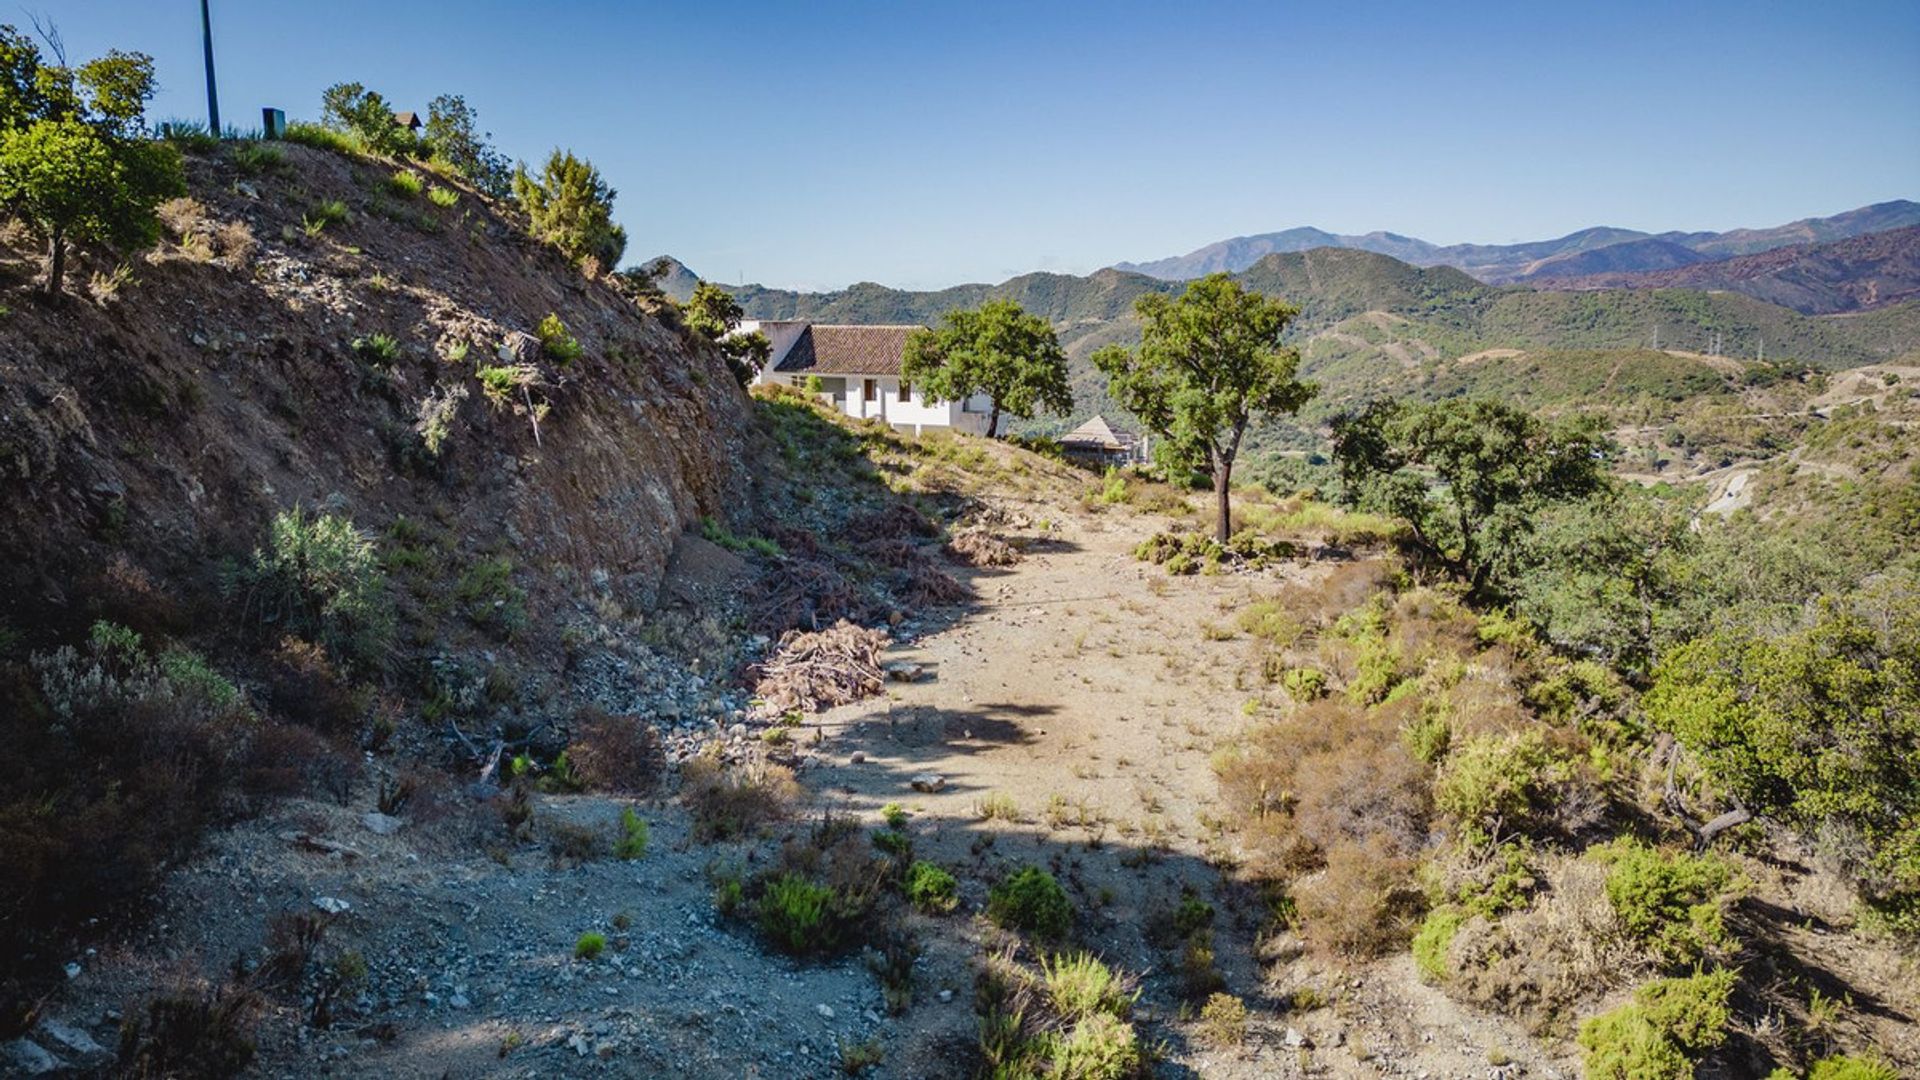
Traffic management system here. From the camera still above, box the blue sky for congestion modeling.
[46,0,1920,290]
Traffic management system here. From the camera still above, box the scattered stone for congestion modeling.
[62,962,80,980]
[815,1004,835,1019]
[1284,1027,1311,1049]
[35,1020,106,1060]
[568,1032,591,1057]
[883,661,925,683]
[361,812,406,836]
[937,989,955,1003]
[849,752,866,765]
[910,773,946,793]
[313,896,352,916]
[448,992,471,1010]
[1,1039,62,1076]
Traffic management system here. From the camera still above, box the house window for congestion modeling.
[863,379,877,402]
[898,380,911,401]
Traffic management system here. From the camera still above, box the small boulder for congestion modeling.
[313,896,351,916]
[1,1039,62,1076]
[910,773,946,793]
[361,812,405,836]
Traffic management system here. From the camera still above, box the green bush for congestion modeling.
[1041,952,1137,1020]
[156,119,221,153]
[303,198,350,233]
[758,874,837,954]
[1595,840,1736,966]
[512,149,626,267]
[881,802,909,830]
[352,333,401,365]
[614,807,648,860]
[905,861,958,914]
[1050,1012,1144,1079]
[427,184,459,208]
[455,556,527,638]
[232,143,285,176]
[230,508,392,670]
[1281,666,1328,702]
[1801,1055,1902,1080]
[988,865,1073,939]
[386,169,423,197]
[536,312,583,364]
[573,932,606,960]
[1412,905,1464,983]
[1433,729,1573,846]
[283,121,360,155]
[1577,969,1734,1080]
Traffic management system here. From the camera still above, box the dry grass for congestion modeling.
[681,752,802,841]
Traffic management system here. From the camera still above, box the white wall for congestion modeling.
[765,372,990,435]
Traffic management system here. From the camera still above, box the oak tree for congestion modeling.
[1092,274,1315,543]
[902,299,1072,438]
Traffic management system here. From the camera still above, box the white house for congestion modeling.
[738,321,994,436]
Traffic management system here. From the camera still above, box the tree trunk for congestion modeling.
[1212,454,1233,544]
[987,403,1001,439]
[46,230,66,297]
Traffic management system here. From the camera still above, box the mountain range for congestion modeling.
[1111,200,1920,284]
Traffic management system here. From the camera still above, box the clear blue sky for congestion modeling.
[46,0,1920,290]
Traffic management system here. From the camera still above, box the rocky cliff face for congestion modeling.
[0,141,750,645]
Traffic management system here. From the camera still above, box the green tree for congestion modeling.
[1091,274,1315,543]
[903,299,1073,438]
[320,81,414,155]
[0,28,182,296]
[1643,576,1920,923]
[512,149,626,269]
[422,93,510,197]
[1331,398,1610,596]
[683,281,769,387]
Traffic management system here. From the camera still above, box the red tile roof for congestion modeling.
[773,324,923,376]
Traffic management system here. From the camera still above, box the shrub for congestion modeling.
[614,807,649,860]
[427,184,460,208]
[352,333,402,365]
[116,985,261,1079]
[988,866,1073,939]
[905,860,959,914]
[386,169,424,197]
[1281,666,1327,701]
[1594,840,1736,966]
[232,143,285,176]
[1050,1011,1144,1079]
[1041,952,1137,1020]
[156,119,221,153]
[1412,904,1465,983]
[1576,969,1734,1080]
[1197,992,1249,1048]
[1803,1055,1902,1080]
[566,707,663,793]
[881,802,909,830]
[264,636,365,736]
[573,932,606,960]
[230,508,392,670]
[512,149,626,267]
[758,874,837,954]
[283,121,360,155]
[1433,729,1575,846]
[1292,835,1425,957]
[303,198,350,233]
[454,555,527,638]
[537,312,583,364]
[681,751,800,840]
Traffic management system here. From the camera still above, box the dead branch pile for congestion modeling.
[857,536,926,568]
[902,563,973,607]
[945,529,1022,568]
[960,502,1033,531]
[752,620,891,715]
[848,503,938,541]
[750,560,871,636]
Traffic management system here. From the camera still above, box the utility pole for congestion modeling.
[200,0,221,136]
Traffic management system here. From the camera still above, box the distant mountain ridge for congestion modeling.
[1112,200,1920,284]
[1531,225,1920,315]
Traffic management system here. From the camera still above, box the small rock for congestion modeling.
[1,1039,62,1076]
[937,989,955,1003]
[234,180,261,200]
[1284,1027,1311,1049]
[361,812,405,836]
[883,662,924,683]
[63,962,81,980]
[35,1020,106,1060]
[910,773,946,793]
[815,1004,835,1019]
[568,1032,591,1057]
[849,752,866,765]
[313,896,351,915]
[447,993,471,1010]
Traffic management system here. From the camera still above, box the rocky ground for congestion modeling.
[14,490,1573,1079]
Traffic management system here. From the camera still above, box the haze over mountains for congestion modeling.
[1110,199,1920,284]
